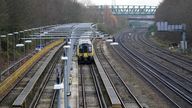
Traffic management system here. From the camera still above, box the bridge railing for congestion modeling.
[96,5,157,15]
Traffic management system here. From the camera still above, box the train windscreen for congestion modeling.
[79,44,92,53]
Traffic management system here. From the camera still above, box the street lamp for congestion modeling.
[0,35,7,58]
[16,43,25,62]
[18,31,26,57]
[13,32,19,63]
[0,35,6,81]
[25,40,32,43]
[23,30,29,56]
[19,31,24,33]
[16,44,25,47]
[7,33,13,67]
[25,40,32,54]
[30,29,37,50]
[0,35,6,38]
[0,35,6,51]
[39,33,45,51]
[24,30,28,32]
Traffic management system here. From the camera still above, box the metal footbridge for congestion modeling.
[97,5,157,15]
[96,5,157,20]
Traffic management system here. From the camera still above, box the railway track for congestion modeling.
[0,51,36,82]
[95,40,143,108]
[126,31,192,93]
[140,32,192,64]
[79,64,104,108]
[0,40,64,108]
[31,51,62,108]
[11,43,64,108]
[138,34,192,78]
[0,51,51,107]
[125,33,192,92]
[131,30,192,71]
[128,32,192,88]
[113,30,192,107]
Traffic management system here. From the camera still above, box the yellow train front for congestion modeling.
[77,38,94,64]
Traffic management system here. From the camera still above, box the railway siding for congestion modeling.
[0,39,63,97]
[12,42,64,108]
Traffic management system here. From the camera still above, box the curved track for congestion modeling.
[138,33,192,79]
[126,30,192,97]
[112,28,192,107]
[122,33,192,100]
[95,39,143,108]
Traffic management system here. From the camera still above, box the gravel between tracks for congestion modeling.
[102,41,172,108]
[79,65,100,108]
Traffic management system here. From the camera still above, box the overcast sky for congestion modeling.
[78,0,163,6]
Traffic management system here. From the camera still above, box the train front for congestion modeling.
[77,39,94,64]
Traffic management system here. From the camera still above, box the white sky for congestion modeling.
[78,0,163,6]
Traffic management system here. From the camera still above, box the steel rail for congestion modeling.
[0,52,50,107]
[1,51,36,80]
[31,48,62,108]
[90,64,107,108]
[140,33,192,64]
[124,33,192,92]
[79,65,87,108]
[129,33,192,85]
[119,34,192,105]
[95,41,143,108]
[112,36,181,108]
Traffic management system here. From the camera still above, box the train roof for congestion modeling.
[78,38,92,45]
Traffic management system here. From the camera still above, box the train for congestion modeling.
[76,36,94,64]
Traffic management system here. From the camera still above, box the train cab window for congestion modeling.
[79,45,84,53]
[88,46,92,53]
[79,44,92,53]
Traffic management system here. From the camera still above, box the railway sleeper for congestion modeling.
[12,44,63,108]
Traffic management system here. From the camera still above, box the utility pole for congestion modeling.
[0,33,1,51]
[181,24,187,52]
